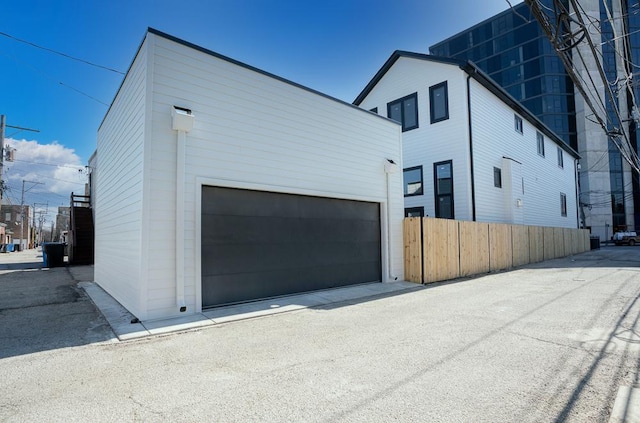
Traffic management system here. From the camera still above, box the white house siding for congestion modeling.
[94,40,148,316]
[469,78,578,228]
[139,33,404,320]
[356,58,473,220]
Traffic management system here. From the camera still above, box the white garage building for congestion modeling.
[93,28,404,322]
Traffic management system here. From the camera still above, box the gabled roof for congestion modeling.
[353,50,580,159]
[353,51,465,106]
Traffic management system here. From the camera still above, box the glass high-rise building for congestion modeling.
[430,2,576,149]
[430,0,639,240]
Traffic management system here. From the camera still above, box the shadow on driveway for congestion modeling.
[0,263,116,359]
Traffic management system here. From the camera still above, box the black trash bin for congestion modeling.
[590,236,601,250]
[43,242,65,267]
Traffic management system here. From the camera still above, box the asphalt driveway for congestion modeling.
[1,246,640,422]
[0,249,114,358]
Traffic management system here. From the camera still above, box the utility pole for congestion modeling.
[33,202,47,245]
[0,115,4,205]
[0,115,39,207]
[20,180,42,250]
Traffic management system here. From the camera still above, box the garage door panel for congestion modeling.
[202,240,381,276]
[202,187,380,221]
[202,215,381,245]
[202,261,381,306]
[202,186,381,308]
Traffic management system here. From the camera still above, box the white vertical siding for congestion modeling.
[357,56,578,228]
[94,39,148,318]
[356,58,472,220]
[469,78,578,227]
[142,34,403,320]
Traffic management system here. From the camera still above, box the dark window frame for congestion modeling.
[557,146,564,168]
[429,81,449,124]
[537,131,545,157]
[494,167,502,188]
[560,193,567,216]
[514,114,523,134]
[404,207,425,218]
[434,160,454,219]
[387,93,419,132]
[403,166,424,197]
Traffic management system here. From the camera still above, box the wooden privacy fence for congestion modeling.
[403,217,590,284]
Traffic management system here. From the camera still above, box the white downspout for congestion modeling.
[172,106,194,312]
[384,159,399,281]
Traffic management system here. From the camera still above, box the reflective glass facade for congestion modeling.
[431,0,640,231]
[429,1,577,149]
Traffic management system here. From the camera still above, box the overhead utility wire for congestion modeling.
[0,30,124,75]
[8,159,85,170]
[570,0,640,168]
[589,0,640,169]
[0,51,110,106]
[526,0,640,174]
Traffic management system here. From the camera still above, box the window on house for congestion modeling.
[494,167,502,188]
[388,93,418,132]
[557,146,564,168]
[434,160,454,219]
[405,207,424,218]
[560,193,567,216]
[4,213,10,221]
[514,114,523,134]
[370,107,378,114]
[403,166,423,197]
[429,81,449,123]
[537,131,545,157]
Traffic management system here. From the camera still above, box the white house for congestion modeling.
[93,29,404,322]
[354,51,580,228]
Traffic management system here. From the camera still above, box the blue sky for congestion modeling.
[0,0,513,223]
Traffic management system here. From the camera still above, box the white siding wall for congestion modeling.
[357,58,473,220]
[143,34,404,320]
[357,56,578,228]
[470,78,578,227]
[94,40,148,318]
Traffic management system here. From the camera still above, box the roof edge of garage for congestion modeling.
[99,28,400,132]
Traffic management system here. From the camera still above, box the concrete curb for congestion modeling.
[79,280,421,341]
[610,385,640,423]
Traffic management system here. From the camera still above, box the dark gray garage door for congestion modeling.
[202,186,381,308]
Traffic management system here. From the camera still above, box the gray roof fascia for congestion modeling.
[353,50,465,106]
[353,50,579,160]
[99,28,398,132]
[461,62,580,159]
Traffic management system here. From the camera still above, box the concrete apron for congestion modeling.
[80,280,420,341]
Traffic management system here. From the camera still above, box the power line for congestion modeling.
[525,0,640,174]
[0,30,124,75]
[8,159,84,170]
[0,51,110,106]
[5,173,85,185]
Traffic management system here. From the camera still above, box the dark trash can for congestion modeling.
[590,236,601,250]
[42,242,65,267]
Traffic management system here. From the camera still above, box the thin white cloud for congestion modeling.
[2,137,87,209]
